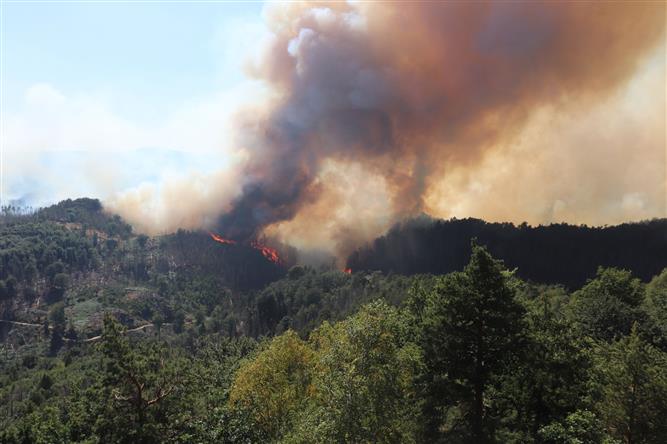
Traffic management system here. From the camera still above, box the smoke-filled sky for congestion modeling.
[2,1,665,256]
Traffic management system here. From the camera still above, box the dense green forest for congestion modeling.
[1,199,666,443]
[347,216,667,289]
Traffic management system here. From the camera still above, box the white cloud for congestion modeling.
[5,80,269,155]
[2,79,269,207]
[7,83,150,154]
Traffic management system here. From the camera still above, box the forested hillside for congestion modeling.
[347,216,667,289]
[1,200,666,443]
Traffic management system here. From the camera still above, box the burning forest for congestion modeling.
[209,231,284,265]
[200,1,664,262]
[8,1,664,260]
[4,3,667,443]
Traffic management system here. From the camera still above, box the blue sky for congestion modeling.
[1,1,268,206]
[3,1,263,123]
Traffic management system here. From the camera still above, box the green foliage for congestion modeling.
[571,268,646,342]
[173,310,185,334]
[249,267,414,336]
[593,325,667,443]
[2,405,70,444]
[48,302,66,328]
[291,301,421,443]
[348,217,667,289]
[35,198,132,238]
[227,331,313,441]
[225,300,422,443]
[643,268,667,347]
[1,213,667,444]
[494,315,593,442]
[49,273,69,301]
[93,315,187,443]
[419,244,526,443]
[538,410,607,444]
[47,303,67,355]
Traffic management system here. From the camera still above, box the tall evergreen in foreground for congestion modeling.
[418,243,526,443]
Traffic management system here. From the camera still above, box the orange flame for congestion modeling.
[209,232,237,245]
[343,268,352,274]
[209,231,283,265]
[250,240,283,264]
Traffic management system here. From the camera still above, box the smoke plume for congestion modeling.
[211,1,665,254]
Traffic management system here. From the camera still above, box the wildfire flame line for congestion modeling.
[208,232,283,265]
[250,241,282,264]
[208,232,236,245]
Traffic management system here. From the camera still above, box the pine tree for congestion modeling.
[594,324,667,444]
[421,243,526,443]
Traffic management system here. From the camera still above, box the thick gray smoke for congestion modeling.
[215,1,665,246]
